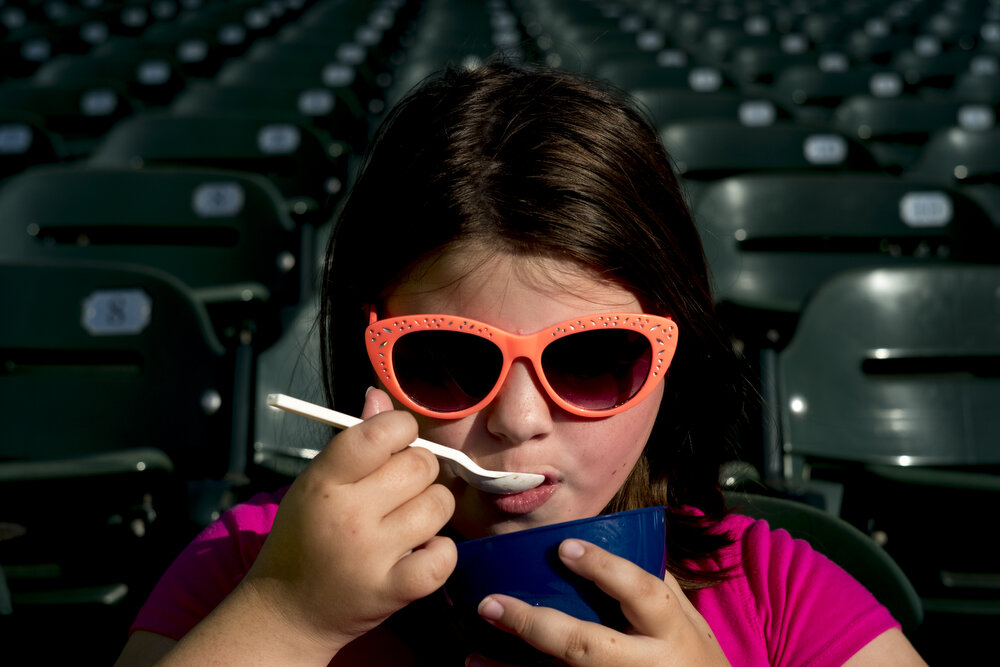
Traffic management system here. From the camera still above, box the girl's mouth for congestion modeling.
[490,477,557,514]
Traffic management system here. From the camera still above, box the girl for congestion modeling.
[115,61,926,666]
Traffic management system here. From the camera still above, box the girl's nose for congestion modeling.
[484,359,555,445]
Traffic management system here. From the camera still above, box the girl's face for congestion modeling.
[382,245,664,539]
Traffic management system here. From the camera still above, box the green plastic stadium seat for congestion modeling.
[87,111,344,226]
[0,257,237,654]
[0,165,302,348]
[725,491,923,640]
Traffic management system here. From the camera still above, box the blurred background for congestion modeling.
[1,0,998,662]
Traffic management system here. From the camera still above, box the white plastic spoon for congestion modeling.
[265,393,545,495]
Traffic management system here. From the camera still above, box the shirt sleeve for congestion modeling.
[129,489,285,640]
[743,518,900,666]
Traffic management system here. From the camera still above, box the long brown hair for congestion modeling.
[320,61,752,586]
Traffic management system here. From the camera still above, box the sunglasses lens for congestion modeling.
[393,331,503,413]
[542,329,652,411]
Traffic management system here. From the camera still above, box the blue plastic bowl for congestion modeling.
[443,506,667,663]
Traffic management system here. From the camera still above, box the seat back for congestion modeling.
[771,264,1000,640]
[631,89,794,130]
[0,259,230,629]
[31,50,186,108]
[777,264,1000,466]
[906,125,1000,224]
[662,120,881,206]
[663,119,880,179]
[909,126,1000,184]
[694,173,1000,344]
[771,63,887,109]
[0,82,137,157]
[831,96,976,171]
[170,80,365,158]
[88,111,341,226]
[0,258,233,474]
[0,165,301,348]
[726,491,923,639]
[0,114,62,183]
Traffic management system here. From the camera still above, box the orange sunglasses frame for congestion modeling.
[365,311,678,419]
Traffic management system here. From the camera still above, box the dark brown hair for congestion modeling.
[320,61,752,586]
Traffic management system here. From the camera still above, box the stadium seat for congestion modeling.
[517,0,633,69]
[778,263,1000,471]
[0,255,229,533]
[1,23,58,80]
[89,31,228,83]
[0,0,128,76]
[770,63,908,122]
[31,51,187,109]
[0,112,63,183]
[249,30,388,112]
[0,82,137,159]
[210,55,370,152]
[0,164,303,347]
[139,7,254,66]
[843,21,912,64]
[286,0,417,85]
[154,0,286,49]
[693,172,1000,342]
[725,491,923,640]
[831,96,986,171]
[906,125,1000,226]
[889,44,972,92]
[661,120,882,205]
[594,57,738,95]
[945,56,1000,104]
[382,1,523,108]
[0,257,238,659]
[726,39,817,86]
[550,30,663,78]
[172,78,362,153]
[87,111,344,226]
[630,88,794,130]
[693,173,1000,486]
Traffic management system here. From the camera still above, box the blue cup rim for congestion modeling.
[454,505,667,547]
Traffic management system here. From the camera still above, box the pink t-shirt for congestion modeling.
[132,490,897,665]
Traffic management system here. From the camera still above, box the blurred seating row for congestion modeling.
[519,0,1000,212]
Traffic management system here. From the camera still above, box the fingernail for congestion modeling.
[560,539,585,559]
[478,597,504,621]
[363,386,383,416]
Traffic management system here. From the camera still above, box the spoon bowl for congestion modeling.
[265,394,545,494]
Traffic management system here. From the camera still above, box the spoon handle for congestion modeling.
[265,393,498,477]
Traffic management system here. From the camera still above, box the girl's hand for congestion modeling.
[240,388,458,658]
[467,539,730,667]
